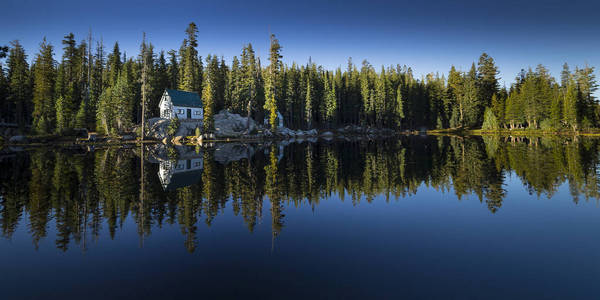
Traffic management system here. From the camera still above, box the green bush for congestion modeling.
[167,146,178,160]
[482,107,499,131]
[581,117,593,130]
[539,119,556,131]
[135,126,142,137]
[167,117,180,136]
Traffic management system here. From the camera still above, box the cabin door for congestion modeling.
[187,109,191,119]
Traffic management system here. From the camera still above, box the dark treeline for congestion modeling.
[1,136,600,252]
[1,23,598,135]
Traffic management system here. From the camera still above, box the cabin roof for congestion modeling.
[165,89,203,108]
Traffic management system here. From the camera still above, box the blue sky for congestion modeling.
[2,0,599,87]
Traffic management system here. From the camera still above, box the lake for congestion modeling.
[1,135,600,299]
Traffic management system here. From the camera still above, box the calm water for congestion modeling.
[2,136,600,299]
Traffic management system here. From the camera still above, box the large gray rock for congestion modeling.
[214,143,255,164]
[146,117,202,140]
[214,110,256,138]
[277,127,296,137]
[147,118,171,140]
[176,120,203,137]
[263,129,273,137]
[8,135,28,143]
[306,129,318,136]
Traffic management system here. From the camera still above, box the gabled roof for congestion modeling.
[165,89,202,108]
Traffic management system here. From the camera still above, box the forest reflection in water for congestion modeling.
[1,135,600,253]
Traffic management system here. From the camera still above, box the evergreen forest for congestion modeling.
[0,23,597,135]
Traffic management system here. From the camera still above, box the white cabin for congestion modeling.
[159,89,203,120]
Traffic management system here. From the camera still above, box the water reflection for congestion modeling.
[1,136,599,252]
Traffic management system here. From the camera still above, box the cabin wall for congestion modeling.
[159,95,174,118]
[172,106,203,120]
[159,92,203,120]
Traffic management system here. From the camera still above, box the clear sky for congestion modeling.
[2,0,599,87]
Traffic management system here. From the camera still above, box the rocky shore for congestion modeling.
[2,110,407,147]
[147,110,401,145]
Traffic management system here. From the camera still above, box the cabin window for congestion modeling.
[177,109,184,114]
[195,110,201,115]
[194,162,202,167]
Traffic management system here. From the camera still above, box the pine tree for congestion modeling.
[395,84,404,128]
[520,70,537,128]
[88,40,105,130]
[107,42,121,86]
[0,60,7,122]
[447,64,478,128]
[284,63,301,128]
[32,38,56,133]
[477,53,499,108]
[360,60,375,126]
[96,69,133,134]
[323,72,337,126]
[153,50,169,116]
[140,33,152,137]
[563,77,578,131]
[54,33,83,132]
[55,95,67,132]
[179,23,201,92]
[305,78,313,129]
[490,93,504,127]
[504,91,523,129]
[204,55,226,111]
[264,71,277,129]
[240,44,258,122]
[218,57,228,111]
[560,63,570,88]
[482,107,499,130]
[264,34,282,130]
[121,58,138,125]
[446,66,462,127]
[574,65,598,126]
[202,77,215,132]
[6,40,31,130]
[74,100,86,128]
[550,90,562,128]
[228,55,243,113]
[374,66,387,127]
[167,50,178,89]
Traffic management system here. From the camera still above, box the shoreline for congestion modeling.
[0,131,413,148]
[427,128,600,137]
[4,128,600,148]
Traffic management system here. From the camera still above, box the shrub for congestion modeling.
[581,117,593,130]
[167,146,178,160]
[167,117,180,136]
[539,119,556,131]
[481,107,499,131]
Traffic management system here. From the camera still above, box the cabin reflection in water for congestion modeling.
[158,158,203,190]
